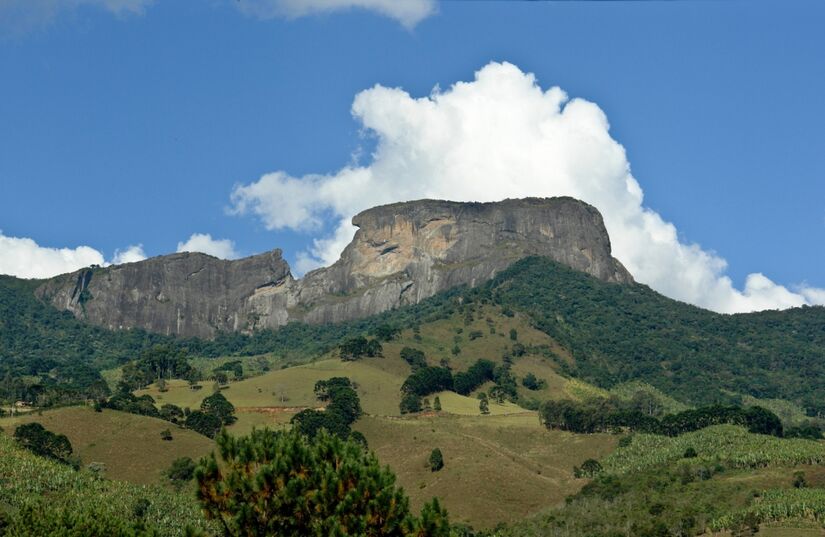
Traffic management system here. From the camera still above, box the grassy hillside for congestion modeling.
[130,306,616,528]
[355,413,616,528]
[0,406,214,484]
[0,431,213,536]
[502,426,825,536]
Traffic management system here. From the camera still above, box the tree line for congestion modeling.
[539,398,785,437]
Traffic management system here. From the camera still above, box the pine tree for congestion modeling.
[196,428,451,536]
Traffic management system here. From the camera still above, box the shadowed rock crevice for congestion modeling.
[36,197,632,338]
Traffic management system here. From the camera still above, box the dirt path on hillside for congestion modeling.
[457,431,571,486]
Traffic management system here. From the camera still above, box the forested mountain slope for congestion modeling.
[488,257,825,409]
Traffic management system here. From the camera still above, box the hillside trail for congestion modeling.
[456,431,569,485]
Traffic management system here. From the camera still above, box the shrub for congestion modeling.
[429,448,444,472]
[573,459,602,478]
[400,393,422,414]
[522,372,547,391]
[166,456,196,484]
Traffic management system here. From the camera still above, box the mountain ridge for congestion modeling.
[35,197,631,338]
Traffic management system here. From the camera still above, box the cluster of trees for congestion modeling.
[290,377,363,442]
[784,422,824,440]
[13,422,75,466]
[398,356,524,414]
[103,388,235,439]
[453,359,495,395]
[118,345,195,392]
[185,392,237,438]
[103,391,162,417]
[338,336,383,361]
[401,366,453,397]
[194,428,451,536]
[212,360,243,380]
[540,398,784,437]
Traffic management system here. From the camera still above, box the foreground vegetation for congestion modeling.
[0,432,212,536]
[502,426,825,537]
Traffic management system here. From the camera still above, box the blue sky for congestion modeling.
[0,0,823,313]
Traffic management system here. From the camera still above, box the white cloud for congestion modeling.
[0,0,153,36]
[0,230,105,279]
[176,233,239,260]
[230,61,825,313]
[799,285,825,306]
[111,244,146,265]
[235,0,436,29]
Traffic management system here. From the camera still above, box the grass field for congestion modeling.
[355,412,616,529]
[0,406,213,485]
[138,357,405,415]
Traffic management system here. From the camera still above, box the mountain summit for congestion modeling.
[36,197,631,337]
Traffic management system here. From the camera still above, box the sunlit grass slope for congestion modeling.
[0,406,213,484]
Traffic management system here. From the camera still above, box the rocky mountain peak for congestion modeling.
[36,197,631,338]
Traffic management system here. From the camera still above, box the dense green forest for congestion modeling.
[3,257,825,414]
[0,276,167,404]
[486,257,825,411]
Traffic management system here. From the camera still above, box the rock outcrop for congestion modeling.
[35,250,292,338]
[36,197,632,338]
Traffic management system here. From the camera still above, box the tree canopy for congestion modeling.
[195,429,451,536]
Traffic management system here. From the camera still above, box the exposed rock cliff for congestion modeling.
[36,197,632,337]
[35,250,292,338]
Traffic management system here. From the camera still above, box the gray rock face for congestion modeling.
[35,250,293,338]
[37,197,632,337]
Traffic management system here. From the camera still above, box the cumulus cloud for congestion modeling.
[0,0,153,37]
[0,231,104,279]
[111,244,147,265]
[230,61,825,313]
[176,233,239,260]
[0,231,156,277]
[235,0,436,29]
